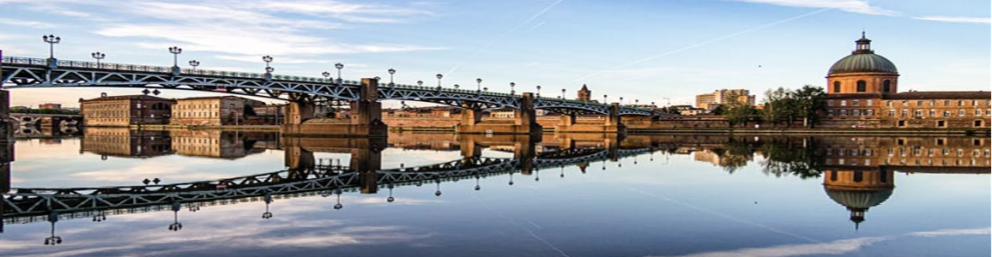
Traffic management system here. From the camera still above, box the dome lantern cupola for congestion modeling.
[826,32,899,94]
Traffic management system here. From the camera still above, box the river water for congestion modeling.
[1,130,988,257]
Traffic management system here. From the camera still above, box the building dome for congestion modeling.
[825,188,893,210]
[828,33,898,75]
[828,53,898,75]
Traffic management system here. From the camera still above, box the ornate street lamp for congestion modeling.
[322,71,331,82]
[454,84,459,89]
[474,175,481,191]
[476,78,482,92]
[168,46,182,67]
[333,189,344,210]
[262,193,273,219]
[335,63,344,84]
[603,94,608,104]
[386,183,395,203]
[510,82,515,95]
[262,55,273,74]
[434,178,442,197]
[387,68,396,85]
[91,52,105,67]
[620,97,624,105]
[188,60,200,71]
[42,34,60,59]
[562,88,566,99]
[168,202,183,231]
[536,85,542,97]
[435,73,443,87]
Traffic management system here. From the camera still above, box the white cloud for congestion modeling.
[914,16,991,24]
[648,237,886,257]
[909,227,991,237]
[0,18,56,28]
[726,0,898,16]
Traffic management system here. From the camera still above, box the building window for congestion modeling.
[937,120,945,127]
[867,100,873,106]
[929,100,935,106]
[959,109,965,116]
[827,100,834,106]
[902,101,908,107]
[944,100,950,106]
[853,171,864,182]
[886,101,892,107]
[833,81,841,93]
[976,120,984,127]
[856,80,866,92]
[841,100,847,106]
[827,110,835,116]
[840,109,848,116]
[944,111,951,117]
[929,109,936,117]
[914,110,922,117]
[898,120,906,127]
[888,110,895,117]
[853,100,860,106]
[976,109,982,116]
[853,110,861,115]
[958,100,964,106]
[883,80,891,92]
[901,110,908,117]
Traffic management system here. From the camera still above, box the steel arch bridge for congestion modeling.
[1,147,653,224]
[0,56,652,116]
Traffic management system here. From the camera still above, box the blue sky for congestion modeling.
[0,0,988,108]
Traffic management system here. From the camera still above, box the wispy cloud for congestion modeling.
[1,0,443,58]
[0,18,56,28]
[726,0,898,15]
[647,237,886,257]
[914,16,991,24]
[446,0,565,75]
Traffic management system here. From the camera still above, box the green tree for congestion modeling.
[793,85,826,128]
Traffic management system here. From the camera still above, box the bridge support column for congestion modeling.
[455,92,542,135]
[281,78,388,138]
[554,103,626,134]
[0,90,10,143]
[353,147,382,194]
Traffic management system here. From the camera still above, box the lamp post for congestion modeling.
[335,63,344,84]
[562,88,566,99]
[536,85,542,97]
[188,60,200,71]
[388,68,396,85]
[42,34,60,60]
[436,73,443,87]
[476,78,482,92]
[168,46,182,67]
[91,52,105,67]
[510,82,515,95]
[604,94,608,104]
[262,55,273,76]
[454,84,459,89]
[417,80,423,87]
[620,97,624,106]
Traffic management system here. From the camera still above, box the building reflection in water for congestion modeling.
[1,133,989,244]
[79,128,279,160]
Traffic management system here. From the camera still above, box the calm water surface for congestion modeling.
[1,130,988,257]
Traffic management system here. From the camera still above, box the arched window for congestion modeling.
[856,80,866,92]
[830,171,837,181]
[833,81,841,93]
[883,80,891,93]
[853,171,864,182]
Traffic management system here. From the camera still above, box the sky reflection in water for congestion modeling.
[1,132,988,257]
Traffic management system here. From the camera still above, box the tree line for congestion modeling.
[710,85,826,128]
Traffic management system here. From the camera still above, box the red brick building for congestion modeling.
[820,33,991,129]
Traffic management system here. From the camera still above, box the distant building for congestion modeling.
[577,84,592,102]
[170,96,265,126]
[819,33,991,129]
[695,89,756,110]
[79,95,175,126]
[38,103,62,110]
[490,108,516,118]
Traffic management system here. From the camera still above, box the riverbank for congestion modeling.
[125,125,281,131]
[628,127,992,135]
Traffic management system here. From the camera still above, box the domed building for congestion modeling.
[827,32,899,94]
[823,168,894,230]
[820,33,991,129]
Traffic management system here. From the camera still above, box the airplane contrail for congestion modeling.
[572,8,830,82]
[447,0,565,75]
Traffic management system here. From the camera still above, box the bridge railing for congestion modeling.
[384,82,515,97]
[2,56,365,86]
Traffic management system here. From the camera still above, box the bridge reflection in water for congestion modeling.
[0,132,988,245]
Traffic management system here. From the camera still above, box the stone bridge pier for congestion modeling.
[281,78,387,138]
[456,134,537,174]
[554,102,626,134]
[1,90,11,194]
[282,137,385,194]
[456,92,542,135]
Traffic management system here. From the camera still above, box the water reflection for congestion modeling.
[0,131,988,253]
